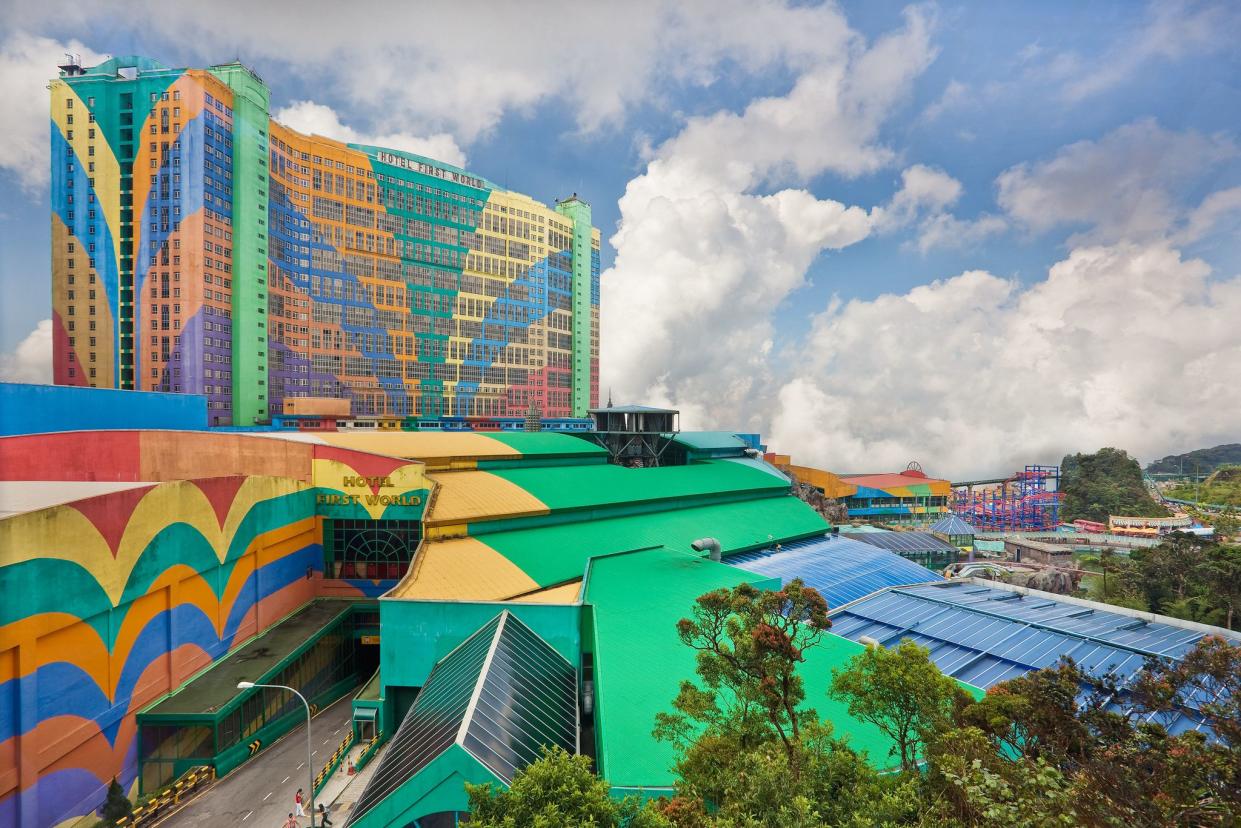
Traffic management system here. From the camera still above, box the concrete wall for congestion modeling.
[0,383,206,436]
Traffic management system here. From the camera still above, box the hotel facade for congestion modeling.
[50,56,600,425]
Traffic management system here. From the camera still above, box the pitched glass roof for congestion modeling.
[829,581,1239,735]
[841,530,957,555]
[726,534,941,608]
[347,611,576,825]
[929,514,976,535]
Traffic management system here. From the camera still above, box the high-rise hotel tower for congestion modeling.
[50,56,600,425]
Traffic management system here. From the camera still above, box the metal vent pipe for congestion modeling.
[691,537,722,562]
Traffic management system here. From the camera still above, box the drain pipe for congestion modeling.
[691,537,722,562]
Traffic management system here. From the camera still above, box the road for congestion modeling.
[162,695,355,828]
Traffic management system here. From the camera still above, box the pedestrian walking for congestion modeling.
[294,788,307,818]
[318,803,334,827]
[282,813,298,828]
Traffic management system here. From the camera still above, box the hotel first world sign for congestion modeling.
[315,475,423,508]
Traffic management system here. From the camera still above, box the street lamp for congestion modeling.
[238,680,316,826]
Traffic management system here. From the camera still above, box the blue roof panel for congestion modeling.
[725,534,941,608]
[829,581,1241,738]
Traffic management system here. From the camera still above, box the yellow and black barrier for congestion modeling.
[115,765,216,827]
[313,730,356,796]
[353,731,385,774]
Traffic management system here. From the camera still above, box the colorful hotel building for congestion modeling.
[50,56,600,425]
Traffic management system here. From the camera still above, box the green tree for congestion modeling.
[1203,546,1241,630]
[465,746,669,828]
[99,778,132,827]
[957,661,1097,765]
[1061,447,1169,522]
[829,639,966,774]
[656,580,829,773]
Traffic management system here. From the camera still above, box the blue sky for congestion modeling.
[1,1,1238,475]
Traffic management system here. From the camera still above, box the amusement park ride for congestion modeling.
[951,465,1063,532]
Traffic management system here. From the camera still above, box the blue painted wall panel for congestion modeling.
[0,382,206,435]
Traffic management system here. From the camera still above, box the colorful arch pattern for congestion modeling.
[0,430,433,827]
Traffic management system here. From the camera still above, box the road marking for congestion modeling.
[312,750,319,756]
[323,737,331,744]
[263,792,273,801]
[282,775,291,784]
[242,811,253,821]
[297,762,305,770]
[334,728,341,735]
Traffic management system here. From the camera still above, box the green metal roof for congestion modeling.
[482,432,607,457]
[485,495,828,588]
[584,548,902,790]
[489,459,789,512]
[668,431,749,452]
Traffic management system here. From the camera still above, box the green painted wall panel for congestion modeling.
[555,197,592,416]
[378,600,580,691]
[208,63,271,425]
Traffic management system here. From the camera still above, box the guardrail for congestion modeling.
[354,731,385,773]
[313,730,355,796]
[115,765,215,827]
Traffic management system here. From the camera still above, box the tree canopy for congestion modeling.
[640,582,1241,827]
[1060,447,1169,522]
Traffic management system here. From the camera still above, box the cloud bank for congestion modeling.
[769,243,1241,477]
[0,318,52,383]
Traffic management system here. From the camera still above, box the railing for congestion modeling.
[354,731,385,773]
[313,730,355,796]
[115,765,216,827]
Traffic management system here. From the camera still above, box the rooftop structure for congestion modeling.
[50,56,600,425]
[347,611,576,826]
[725,534,942,608]
[838,465,953,524]
[586,404,679,466]
[763,455,952,525]
[829,580,1240,734]
[841,529,960,570]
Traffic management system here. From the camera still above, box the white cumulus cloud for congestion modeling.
[768,243,1241,478]
[0,32,107,193]
[601,6,937,431]
[0,318,53,384]
[7,0,879,146]
[274,101,466,169]
[996,119,1236,245]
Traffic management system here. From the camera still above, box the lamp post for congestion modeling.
[238,681,316,826]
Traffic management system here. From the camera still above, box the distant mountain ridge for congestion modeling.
[1146,444,1241,475]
